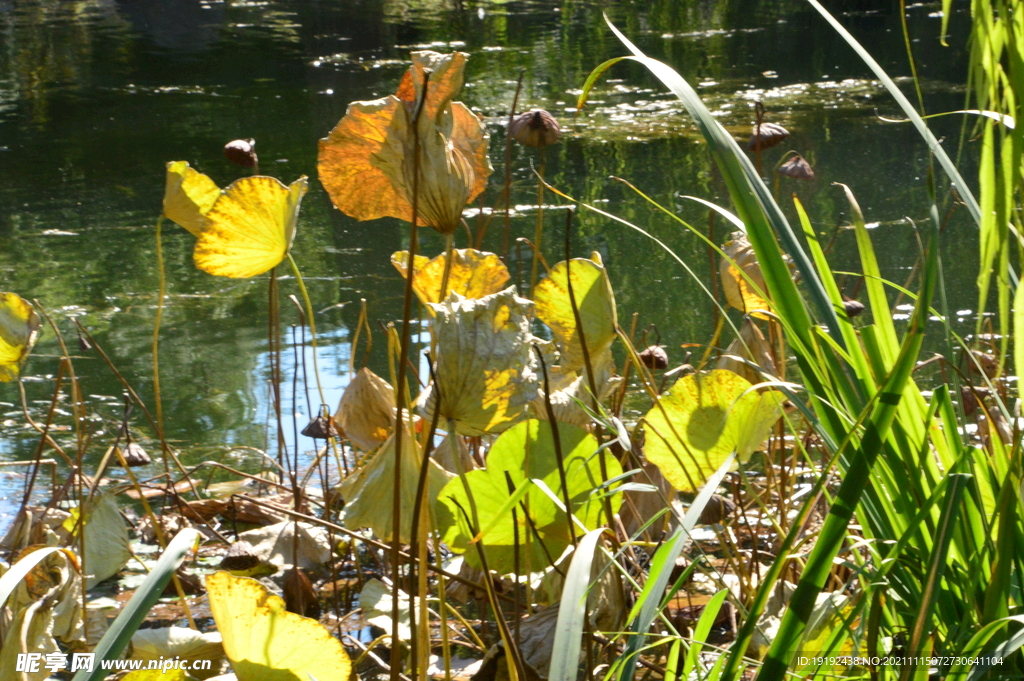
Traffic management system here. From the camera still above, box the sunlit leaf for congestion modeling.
[419,286,539,435]
[130,627,224,680]
[391,248,510,309]
[436,419,622,574]
[720,231,771,319]
[162,161,221,237]
[318,51,491,235]
[337,425,453,544]
[642,369,784,492]
[0,292,41,383]
[533,256,618,373]
[194,175,308,278]
[334,367,395,451]
[206,571,351,681]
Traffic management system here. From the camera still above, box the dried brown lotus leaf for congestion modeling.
[334,367,395,451]
[419,286,539,436]
[533,256,618,373]
[391,248,510,310]
[720,231,771,319]
[716,318,778,385]
[337,426,452,543]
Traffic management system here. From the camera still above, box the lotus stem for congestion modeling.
[439,233,455,302]
[152,216,166,446]
[500,71,526,260]
[529,150,546,293]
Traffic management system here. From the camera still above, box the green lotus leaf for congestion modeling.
[436,419,622,574]
[642,369,784,492]
[533,255,617,373]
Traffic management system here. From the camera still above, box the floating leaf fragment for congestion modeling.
[206,571,352,681]
[163,160,221,237]
[533,256,618,373]
[0,292,41,383]
[194,175,308,278]
[642,370,784,492]
[391,248,510,309]
[419,287,539,435]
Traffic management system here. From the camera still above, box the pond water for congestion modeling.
[0,0,979,520]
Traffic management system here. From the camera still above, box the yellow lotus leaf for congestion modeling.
[336,425,452,543]
[0,292,40,382]
[391,248,510,308]
[419,286,539,435]
[334,367,395,452]
[194,175,308,278]
[163,161,221,237]
[318,51,491,235]
[643,369,784,492]
[721,231,771,319]
[533,255,618,373]
[715,318,778,385]
[206,571,351,681]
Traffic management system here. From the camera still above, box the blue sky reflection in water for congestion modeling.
[0,0,980,523]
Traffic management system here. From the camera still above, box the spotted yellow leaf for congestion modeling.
[721,231,771,319]
[391,248,510,309]
[194,175,308,278]
[0,292,40,383]
[643,369,783,492]
[163,161,221,237]
[533,256,617,372]
[206,571,351,681]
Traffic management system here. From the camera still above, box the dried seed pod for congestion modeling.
[842,298,865,317]
[968,350,999,379]
[698,493,736,525]
[747,122,789,151]
[301,410,340,439]
[120,442,151,467]
[223,138,258,167]
[510,109,562,148]
[777,154,814,180]
[639,345,668,370]
[220,540,260,572]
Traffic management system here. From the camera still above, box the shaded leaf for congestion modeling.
[64,493,132,588]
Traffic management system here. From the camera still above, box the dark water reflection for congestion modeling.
[0,0,978,513]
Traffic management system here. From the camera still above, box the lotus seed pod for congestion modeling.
[224,138,258,167]
[747,122,789,151]
[777,154,814,180]
[842,298,865,317]
[639,345,668,370]
[121,442,151,467]
[220,540,260,572]
[510,109,562,148]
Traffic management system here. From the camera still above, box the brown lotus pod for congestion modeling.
[301,411,340,439]
[747,122,789,151]
[220,540,260,572]
[968,350,999,379]
[639,345,668,370]
[698,493,736,525]
[510,110,561,148]
[223,138,258,167]
[842,298,865,317]
[121,442,151,467]
[777,154,814,180]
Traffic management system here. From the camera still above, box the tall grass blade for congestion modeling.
[73,528,201,681]
[548,528,606,681]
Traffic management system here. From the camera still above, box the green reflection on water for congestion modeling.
[0,0,980,506]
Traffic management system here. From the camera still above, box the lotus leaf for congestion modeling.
[419,286,538,435]
[436,419,622,574]
[318,51,491,235]
[236,521,332,574]
[63,492,132,588]
[163,160,220,237]
[720,231,771,319]
[131,627,225,679]
[334,367,395,451]
[206,571,351,681]
[532,357,621,428]
[337,426,453,543]
[194,175,308,278]
[643,369,784,492]
[391,248,510,309]
[716,318,778,385]
[533,256,617,372]
[0,292,40,383]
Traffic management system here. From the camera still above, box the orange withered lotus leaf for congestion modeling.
[317,51,491,236]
